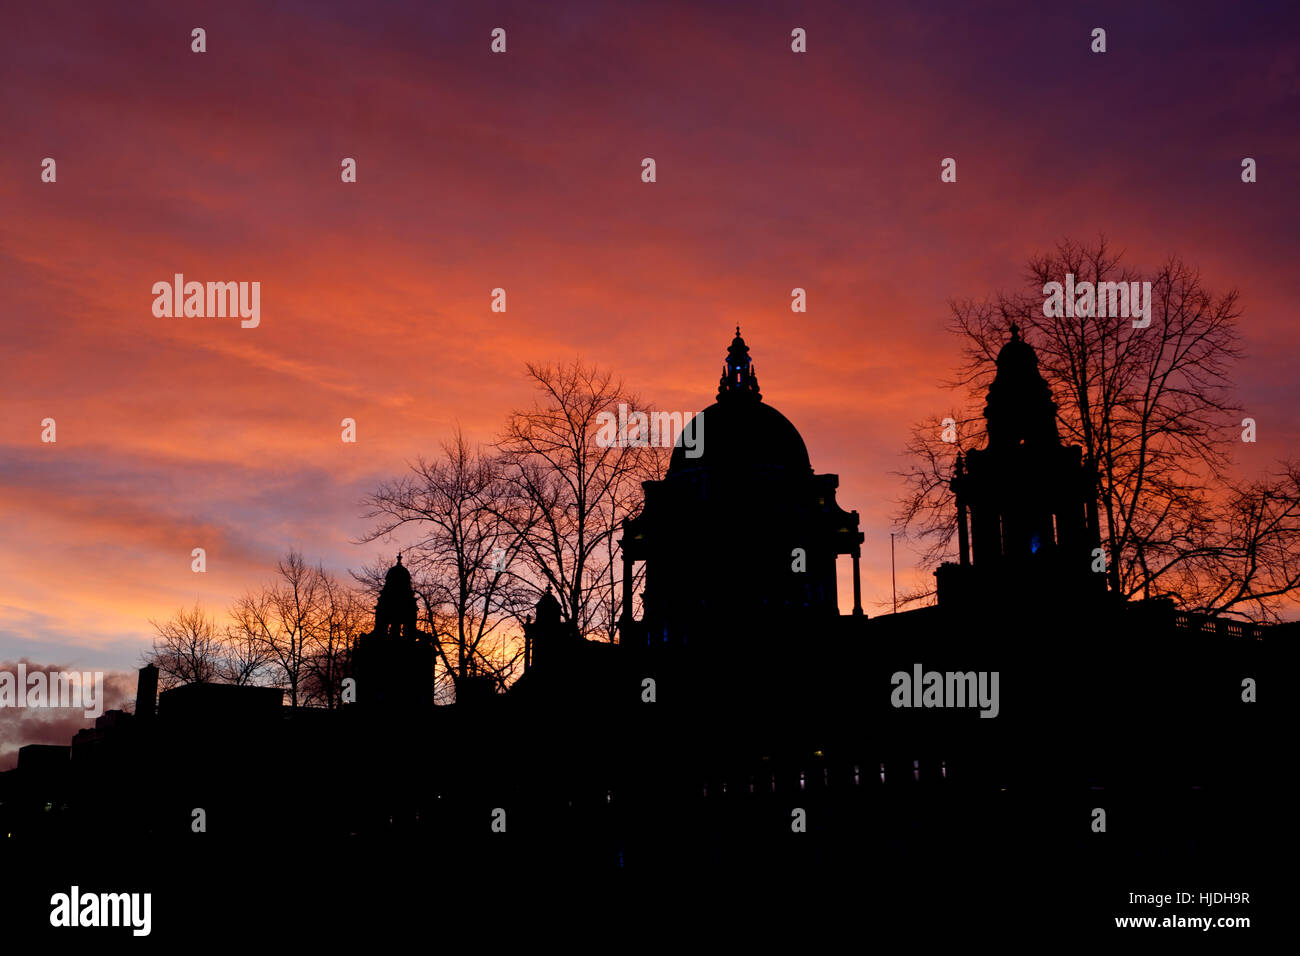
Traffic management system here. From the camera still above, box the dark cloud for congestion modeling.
[0,660,136,771]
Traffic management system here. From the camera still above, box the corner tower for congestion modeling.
[937,324,1104,605]
[352,555,435,709]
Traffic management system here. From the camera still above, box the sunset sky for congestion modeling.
[2,0,1298,762]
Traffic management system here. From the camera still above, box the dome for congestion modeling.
[668,399,811,474]
[983,324,1061,449]
[994,322,1040,374]
[668,327,812,474]
[384,555,412,587]
[534,587,561,625]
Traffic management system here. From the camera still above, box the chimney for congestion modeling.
[136,665,158,721]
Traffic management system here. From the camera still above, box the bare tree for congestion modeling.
[896,238,1300,621]
[229,550,359,707]
[496,360,664,640]
[144,603,223,689]
[1177,462,1300,618]
[303,571,365,708]
[216,622,274,686]
[360,427,534,694]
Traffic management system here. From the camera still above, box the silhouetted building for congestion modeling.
[17,745,70,774]
[936,323,1104,606]
[156,682,284,725]
[136,664,158,722]
[352,554,435,709]
[523,586,582,671]
[1,324,1284,924]
[621,327,865,662]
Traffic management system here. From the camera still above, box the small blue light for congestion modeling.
[1030,534,1040,554]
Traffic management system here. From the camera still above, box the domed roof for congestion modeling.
[994,322,1040,373]
[534,586,562,625]
[384,554,412,587]
[668,400,811,474]
[983,324,1061,449]
[668,328,811,474]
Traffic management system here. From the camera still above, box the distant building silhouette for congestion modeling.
[0,325,1285,918]
[352,554,435,710]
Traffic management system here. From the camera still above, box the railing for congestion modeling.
[1172,611,1267,640]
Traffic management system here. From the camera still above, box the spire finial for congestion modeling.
[1009,322,1020,341]
[717,326,761,401]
